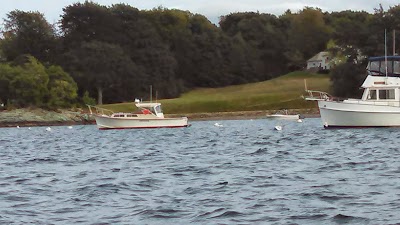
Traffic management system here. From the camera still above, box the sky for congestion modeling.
[0,0,399,25]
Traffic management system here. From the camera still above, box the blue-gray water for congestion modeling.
[1,118,400,224]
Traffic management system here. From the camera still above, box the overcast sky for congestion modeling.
[0,0,399,25]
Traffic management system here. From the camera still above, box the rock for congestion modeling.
[0,108,95,127]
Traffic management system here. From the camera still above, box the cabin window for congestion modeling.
[394,61,400,74]
[368,61,381,74]
[368,90,377,100]
[378,89,395,100]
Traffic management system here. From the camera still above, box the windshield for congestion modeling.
[368,59,400,76]
[155,105,162,114]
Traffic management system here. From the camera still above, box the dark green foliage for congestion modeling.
[46,65,78,108]
[330,62,366,98]
[1,3,400,107]
[62,41,142,104]
[286,8,330,69]
[82,91,96,105]
[1,10,56,62]
[9,55,49,106]
[0,55,78,108]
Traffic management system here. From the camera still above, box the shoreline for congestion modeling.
[0,108,320,128]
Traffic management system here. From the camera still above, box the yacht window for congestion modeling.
[368,90,377,100]
[394,61,400,75]
[380,61,387,74]
[369,61,379,72]
[378,89,395,100]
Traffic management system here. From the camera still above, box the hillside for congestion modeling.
[101,71,330,114]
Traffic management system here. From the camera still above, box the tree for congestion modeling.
[220,12,288,80]
[327,10,372,61]
[1,10,56,62]
[286,7,331,68]
[62,41,142,104]
[60,2,115,47]
[9,55,49,106]
[0,63,14,106]
[330,62,366,98]
[46,65,78,108]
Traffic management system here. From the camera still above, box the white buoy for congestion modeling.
[214,123,223,127]
[297,119,303,123]
[16,126,20,128]
[46,127,52,132]
[274,125,282,131]
[68,126,73,129]
[28,127,31,130]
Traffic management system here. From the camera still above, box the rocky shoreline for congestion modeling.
[0,108,320,128]
[0,108,94,128]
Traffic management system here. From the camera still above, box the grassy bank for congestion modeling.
[101,71,330,114]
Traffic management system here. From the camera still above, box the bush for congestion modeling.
[82,91,96,105]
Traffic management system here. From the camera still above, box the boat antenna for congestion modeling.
[150,85,152,103]
[393,29,396,55]
[155,91,158,103]
[385,29,388,79]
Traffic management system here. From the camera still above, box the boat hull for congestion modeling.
[94,116,189,130]
[318,100,400,128]
[266,114,300,120]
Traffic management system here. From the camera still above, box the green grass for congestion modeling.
[100,71,330,114]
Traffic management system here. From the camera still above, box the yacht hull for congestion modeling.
[94,115,189,130]
[318,101,400,128]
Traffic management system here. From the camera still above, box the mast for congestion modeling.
[150,85,152,103]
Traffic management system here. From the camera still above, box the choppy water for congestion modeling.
[1,118,400,224]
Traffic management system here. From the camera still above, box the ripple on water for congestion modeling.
[0,120,399,224]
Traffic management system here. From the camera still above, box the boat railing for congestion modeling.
[87,105,114,116]
[303,90,332,101]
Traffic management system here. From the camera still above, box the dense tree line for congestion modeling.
[1,2,400,107]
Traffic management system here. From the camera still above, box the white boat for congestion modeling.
[266,109,300,120]
[88,102,189,130]
[306,55,400,128]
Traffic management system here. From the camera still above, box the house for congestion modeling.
[307,51,331,71]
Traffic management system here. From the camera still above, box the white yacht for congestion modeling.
[306,56,400,128]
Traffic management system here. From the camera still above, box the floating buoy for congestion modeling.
[46,127,52,132]
[297,119,303,123]
[214,123,223,127]
[68,126,73,129]
[274,125,282,131]
[16,126,20,128]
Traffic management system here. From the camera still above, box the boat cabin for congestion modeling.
[135,102,164,118]
[358,57,400,106]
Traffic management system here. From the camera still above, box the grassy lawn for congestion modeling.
[100,71,330,114]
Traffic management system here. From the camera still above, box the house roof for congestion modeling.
[307,51,329,62]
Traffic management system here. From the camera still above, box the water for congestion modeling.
[1,118,400,224]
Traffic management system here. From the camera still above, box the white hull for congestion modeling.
[318,101,400,128]
[266,114,300,120]
[94,115,189,130]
